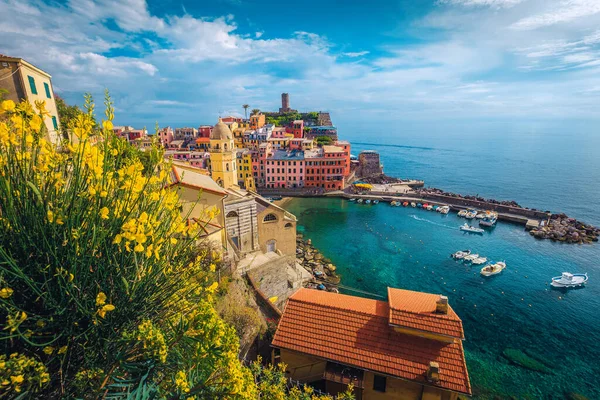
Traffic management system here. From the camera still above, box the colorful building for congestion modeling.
[158,127,174,145]
[250,113,266,129]
[305,126,338,141]
[208,119,238,189]
[0,55,61,144]
[265,150,305,189]
[272,288,471,400]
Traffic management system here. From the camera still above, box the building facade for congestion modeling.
[209,119,238,189]
[0,55,61,144]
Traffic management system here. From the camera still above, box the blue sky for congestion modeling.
[2,0,600,138]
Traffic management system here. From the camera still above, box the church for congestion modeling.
[172,118,297,262]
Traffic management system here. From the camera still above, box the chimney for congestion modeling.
[435,295,448,314]
[427,362,440,383]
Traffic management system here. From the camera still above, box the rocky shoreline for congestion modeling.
[418,187,524,209]
[296,234,341,291]
[529,213,600,244]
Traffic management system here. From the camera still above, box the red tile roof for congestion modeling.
[387,288,464,340]
[272,289,471,395]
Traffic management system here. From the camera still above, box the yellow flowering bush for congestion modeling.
[0,93,253,399]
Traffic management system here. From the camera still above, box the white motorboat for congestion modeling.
[457,210,468,217]
[410,202,416,208]
[451,250,471,259]
[481,261,506,276]
[426,204,433,210]
[550,272,588,288]
[349,198,356,202]
[464,253,479,261]
[357,199,363,203]
[438,205,450,214]
[373,200,379,204]
[465,210,478,219]
[472,257,488,265]
[460,223,484,234]
[365,199,372,204]
[476,212,486,219]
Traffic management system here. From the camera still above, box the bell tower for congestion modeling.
[209,118,238,189]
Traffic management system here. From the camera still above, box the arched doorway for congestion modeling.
[266,239,276,253]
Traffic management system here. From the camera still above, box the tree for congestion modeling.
[251,108,260,116]
[242,104,249,119]
[316,136,333,146]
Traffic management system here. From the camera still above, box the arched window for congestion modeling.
[284,222,293,229]
[226,163,230,171]
[226,211,238,218]
[263,213,277,223]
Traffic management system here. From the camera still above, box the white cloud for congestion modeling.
[342,51,370,57]
[511,0,600,30]
[438,0,525,8]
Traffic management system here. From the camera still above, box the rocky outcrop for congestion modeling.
[529,214,600,244]
[418,187,523,208]
[296,234,341,291]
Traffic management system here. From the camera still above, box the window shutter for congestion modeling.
[28,76,38,95]
[51,116,58,130]
[44,82,51,98]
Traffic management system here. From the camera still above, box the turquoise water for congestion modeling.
[285,198,600,399]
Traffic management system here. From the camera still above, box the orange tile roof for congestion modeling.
[387,288,464,340]
[272,289,471,396]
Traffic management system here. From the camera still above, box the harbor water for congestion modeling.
[284,133,600,399]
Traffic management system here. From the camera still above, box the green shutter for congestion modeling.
[27,76,37,95]
[52,116,58,130]
[44,82,51,99]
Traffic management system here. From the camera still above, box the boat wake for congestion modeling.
[408,215,455,230]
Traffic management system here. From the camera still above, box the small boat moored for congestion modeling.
[460,223,485,234]
[411,202,416,208]
[373,200,379,204]
[451,250,471,259]
[438,205,450,214]
[357,199,363,204]
[472,257,488,265]
[481,261,506,276]
[403,201,409,207]
[417,203,423,208]
[365,199,372,204]
[480,214,498,227]
[458,209,468,217]
[464,253,479,262]
[349,198,356,202]
[391,201,397,206]
[551,272,588,288]
[465,209,478,219]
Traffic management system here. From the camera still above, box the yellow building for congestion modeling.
[236,149,256,190]
[272,288,471,400]
[168,164,228,253]
[209,119,238,189]
[0,55,61,144]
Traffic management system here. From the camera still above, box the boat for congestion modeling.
[403,201,409,207]
[396,202,402,207]
[472,257,488,265]
[475,212,487,219]
[349,198,356,202]
[451,250,471,259]
[551,272,588,288]
[465,209,478,219]
[432,205,439,211]
[460,223,484,234]
[438,205,450,214]
[410,202,416,207]
[480,261,506,276]
[365,199,371,204]
[464,253,479,261]
[417,203,423,208]
[423,203,429,209]
[479,215,498,227]
[357,199,363,203]
[391,201,397,206]
[373,200,379,204]
[426,204,433,211]
[457,210,468,217]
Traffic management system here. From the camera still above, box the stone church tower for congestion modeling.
[209,119,238,189]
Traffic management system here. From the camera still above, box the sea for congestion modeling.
[284,130,600,400]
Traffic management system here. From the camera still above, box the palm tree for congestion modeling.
[242,104,249,119]
[251,109,260,116]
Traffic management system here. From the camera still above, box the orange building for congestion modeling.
[272,288,471,400]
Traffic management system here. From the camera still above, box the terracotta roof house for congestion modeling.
[271,288,471,400]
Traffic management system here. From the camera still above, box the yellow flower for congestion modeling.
[58,346,68,355]
[112,234,122,245]
[56,215,64,225]
[0,287,13,299]
[99,207,109,220]
[47,210,54,223]
[102,120,113,131]
[1,100,15,112]
[30,114,43,131]
[89,186,97,196]
[96,292,107,306]
[43,346,54,355]
[25,134,34,146]
[170,237,177,245]
[100,190,108,198]
[97,304,115,318]
[206,282,219,294]
[10,375,24,384]
[134,243,144,252]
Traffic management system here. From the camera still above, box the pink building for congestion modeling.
[158,127,174,145]
[264,150,305,189]
[198,126,212,138]
[291,120,304,138]
[289,138,304,150]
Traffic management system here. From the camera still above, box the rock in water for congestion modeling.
[502,348,551,374]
